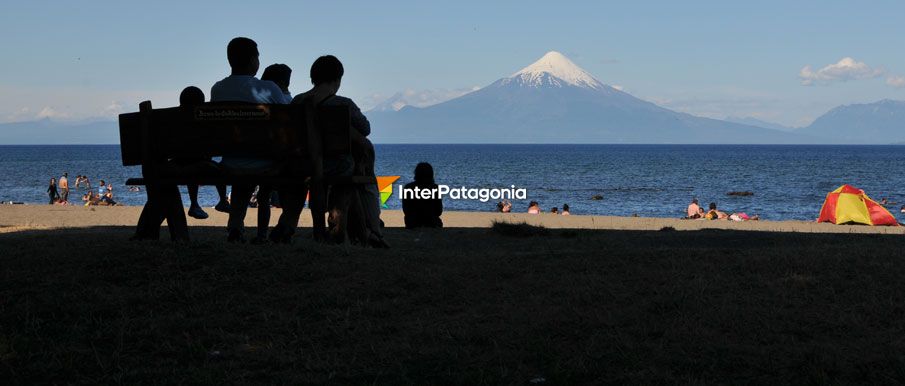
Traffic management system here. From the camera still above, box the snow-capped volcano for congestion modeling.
[369,51,814,144]
[503,51,604,90]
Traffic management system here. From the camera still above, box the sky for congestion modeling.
[1,0,905,128]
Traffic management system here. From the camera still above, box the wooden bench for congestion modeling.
[118,100,375,241]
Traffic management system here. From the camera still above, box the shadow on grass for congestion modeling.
[2,226,905,384]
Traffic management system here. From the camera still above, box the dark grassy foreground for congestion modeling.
[3,224,905,384]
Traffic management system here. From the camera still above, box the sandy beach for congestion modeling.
[1,204,902,234]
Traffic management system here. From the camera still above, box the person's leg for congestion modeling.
[270,185,307,242]
[227,184,253,242]
[187,184,209,219]
[214,184,230,213]
[254,185,273,241]
[354,139,384,241]
[61,189,69,203]
[133,183,168,240]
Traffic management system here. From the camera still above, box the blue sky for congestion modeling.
[1,0,904,127]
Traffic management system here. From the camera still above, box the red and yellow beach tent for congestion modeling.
[817,184,898,226]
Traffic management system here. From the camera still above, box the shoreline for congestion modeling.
[2,205,902,234]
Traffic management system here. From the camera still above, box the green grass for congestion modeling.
[3,226,905,384]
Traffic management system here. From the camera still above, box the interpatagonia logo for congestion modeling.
[377,176,400,208]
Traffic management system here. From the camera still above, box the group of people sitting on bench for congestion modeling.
[177,37,387,247]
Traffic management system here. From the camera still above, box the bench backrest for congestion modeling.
[118,101,351,170]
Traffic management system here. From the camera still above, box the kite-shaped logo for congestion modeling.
[377,176,400,208]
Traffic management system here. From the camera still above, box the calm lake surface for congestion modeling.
[2,144,904,221]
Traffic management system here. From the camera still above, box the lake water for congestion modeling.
[2,144,904,221]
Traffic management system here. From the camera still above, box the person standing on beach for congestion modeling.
[47,178,59,204]
[58,173,69,203]
[562,204,570,215]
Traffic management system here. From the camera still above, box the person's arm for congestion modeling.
[348,100,370,136]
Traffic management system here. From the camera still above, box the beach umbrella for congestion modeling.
[817,184,898,226]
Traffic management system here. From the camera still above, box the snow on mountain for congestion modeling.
[369,51,816,144]
[502,51,604,90]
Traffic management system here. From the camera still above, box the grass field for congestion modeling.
[3,224,905,384]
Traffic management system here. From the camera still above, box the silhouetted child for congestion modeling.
[261,63,292,101]
[402,162,443,229]
[179,86,230,219]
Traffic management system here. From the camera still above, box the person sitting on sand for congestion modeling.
[705,202,728,220]
[527,201,540,214]
[562,204,570,215]
[551,207,558,214]
[686,198,701,219]
[496,199,512,213]
[728,212,760,221]
[402,162,443,229]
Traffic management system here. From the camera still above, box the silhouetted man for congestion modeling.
[210,37,288,242]
[271,55,387,247]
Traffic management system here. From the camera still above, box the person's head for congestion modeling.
[50,178,55,184]
[63,172,68,178]
[529,201,539,208]
[261,63,292,92]
[413,162,435,185]
[226,37,259,76]
[179,86,205,106]
[551,207,558,213]
[310,55,344,92]
[709,202,717,210]
[563,204,570,212]
[692,198,698,205]
[99,180,105,186]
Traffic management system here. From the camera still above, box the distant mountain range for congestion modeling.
[3,53,905,145]
[724,116,794,132]
[795,99,905,144]
[0,118,117,144]
[368,51,813,144]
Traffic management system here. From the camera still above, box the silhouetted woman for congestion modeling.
[47,178,59,204]
[402,162,443,229]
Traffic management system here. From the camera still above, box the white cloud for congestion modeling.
[799,57,884,86]
[887,76,905,88]
[36,106,69,119]
[102,101,124,115]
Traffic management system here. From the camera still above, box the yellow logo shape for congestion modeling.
[377,176,400,208]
